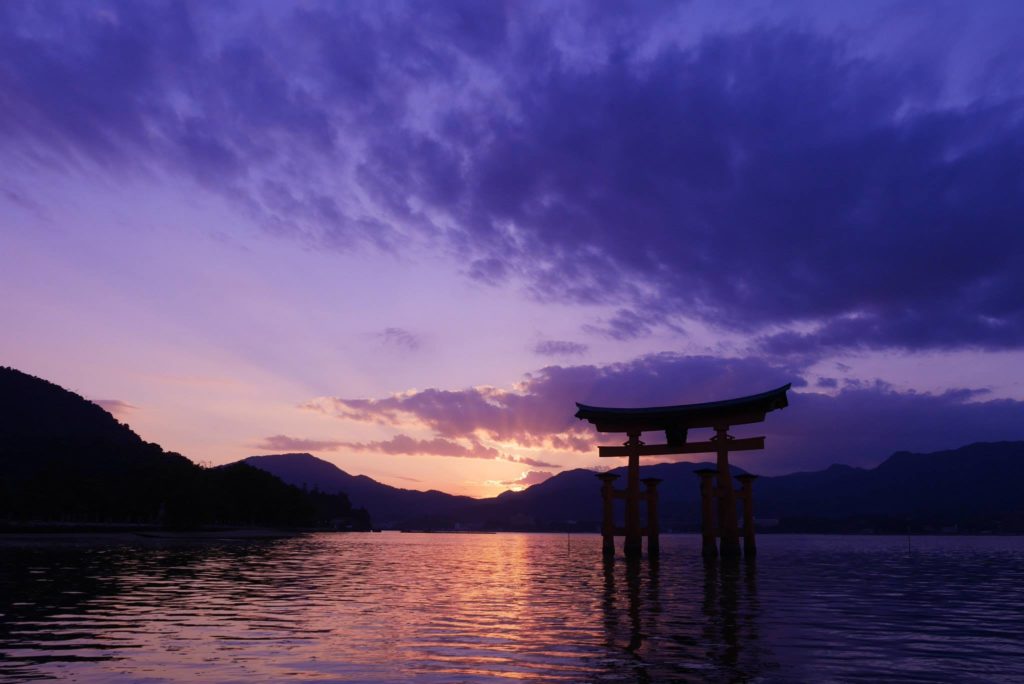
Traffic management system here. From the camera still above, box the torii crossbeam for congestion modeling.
[575,384,790,559]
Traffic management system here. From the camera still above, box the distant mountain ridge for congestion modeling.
[244,453,475,526]
[244,442,1024,533]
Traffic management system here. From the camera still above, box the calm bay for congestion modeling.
[2,533,1023,682]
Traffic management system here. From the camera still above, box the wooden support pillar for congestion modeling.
[596,473,619,557]
[713,426,741,558]
[695,468,718,558]
[623,431,643,558]
[642,477,661,557]
[736,474,757,557]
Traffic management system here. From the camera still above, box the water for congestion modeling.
[1,533,1023,682]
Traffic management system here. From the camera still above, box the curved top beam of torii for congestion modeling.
[574,383,791,435]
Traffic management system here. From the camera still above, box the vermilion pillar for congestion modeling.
[736,473,758,557]
[642,477,661,557]
[713,426,741,558]
[596,472,619,557]
[623,432,643,558]
[695,468,717,558]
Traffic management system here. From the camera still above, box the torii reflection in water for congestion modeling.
[600,554,771,680]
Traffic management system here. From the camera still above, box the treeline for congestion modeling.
[1,438,372,530]
[0,367,371,530]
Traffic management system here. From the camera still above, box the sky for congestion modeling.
[2,1,1023,497]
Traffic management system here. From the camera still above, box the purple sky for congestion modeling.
[2,1,1023,496]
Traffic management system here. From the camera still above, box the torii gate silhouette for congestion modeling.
[575,384,790,559]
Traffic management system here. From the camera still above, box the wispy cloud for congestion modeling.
[254,432,565,470]
[378,327,421,352]
[341,434,502,459]
[533,340,588,357]
[499,470,554,489]
[505,455,561,469]
[254,435,346,452]
[92,399,137,418]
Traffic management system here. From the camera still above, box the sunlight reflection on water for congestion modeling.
[1,533,1023,682]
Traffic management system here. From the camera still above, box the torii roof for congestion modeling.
[574,383,791,433]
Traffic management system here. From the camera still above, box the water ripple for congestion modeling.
[2,533,1023,682]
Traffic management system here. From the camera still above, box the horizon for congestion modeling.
[243,439,1018,499]
[3,1,1024,497]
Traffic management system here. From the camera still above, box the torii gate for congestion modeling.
[575,384,790,559]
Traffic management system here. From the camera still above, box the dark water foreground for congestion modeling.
[1,533,1023,682]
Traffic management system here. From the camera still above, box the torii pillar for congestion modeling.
[624,431,643,558]
[643,477,662,557]
[596,473,620,557]
[714,425,741,558]
[736,474,758,557]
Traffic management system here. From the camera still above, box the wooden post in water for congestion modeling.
[623,432,643,559]
[596,473,619,557]
[695,468,718,558]
[736,474,758,557]
[642,477,661,557]
[713,426,741,558]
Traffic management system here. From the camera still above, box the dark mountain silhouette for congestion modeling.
[244,443,1024,533]
[244,453,475,526]
[0,367,369,530]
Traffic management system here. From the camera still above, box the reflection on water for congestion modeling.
[2,534,1023,682]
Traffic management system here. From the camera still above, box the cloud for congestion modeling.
[500,470,554,488]
[582,309,654,341]
[378,327,421,351]
[254,434,346,452]
[307,352,1024,473]
[3,4,1023,353]
[254,432,564,468]
[533,340,588,357]
[505,455,561,469]
[763,384,1024,473]
[93,398,137,418]
[306,353,801,450]
[340,434,503,459]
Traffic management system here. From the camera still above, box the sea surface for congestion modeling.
[1,532,1023,682]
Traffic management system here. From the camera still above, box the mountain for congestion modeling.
[0,367,368,529]
[244,443,1024,533]
[1,366,199,523]
[479,442,1024,532]
[244,453,475,526]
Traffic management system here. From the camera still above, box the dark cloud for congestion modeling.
[3,3,1023,351]
[533,340,589,357]
[762,383,1024,473]
[308,353,1024,473]
[582,309,655,341]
